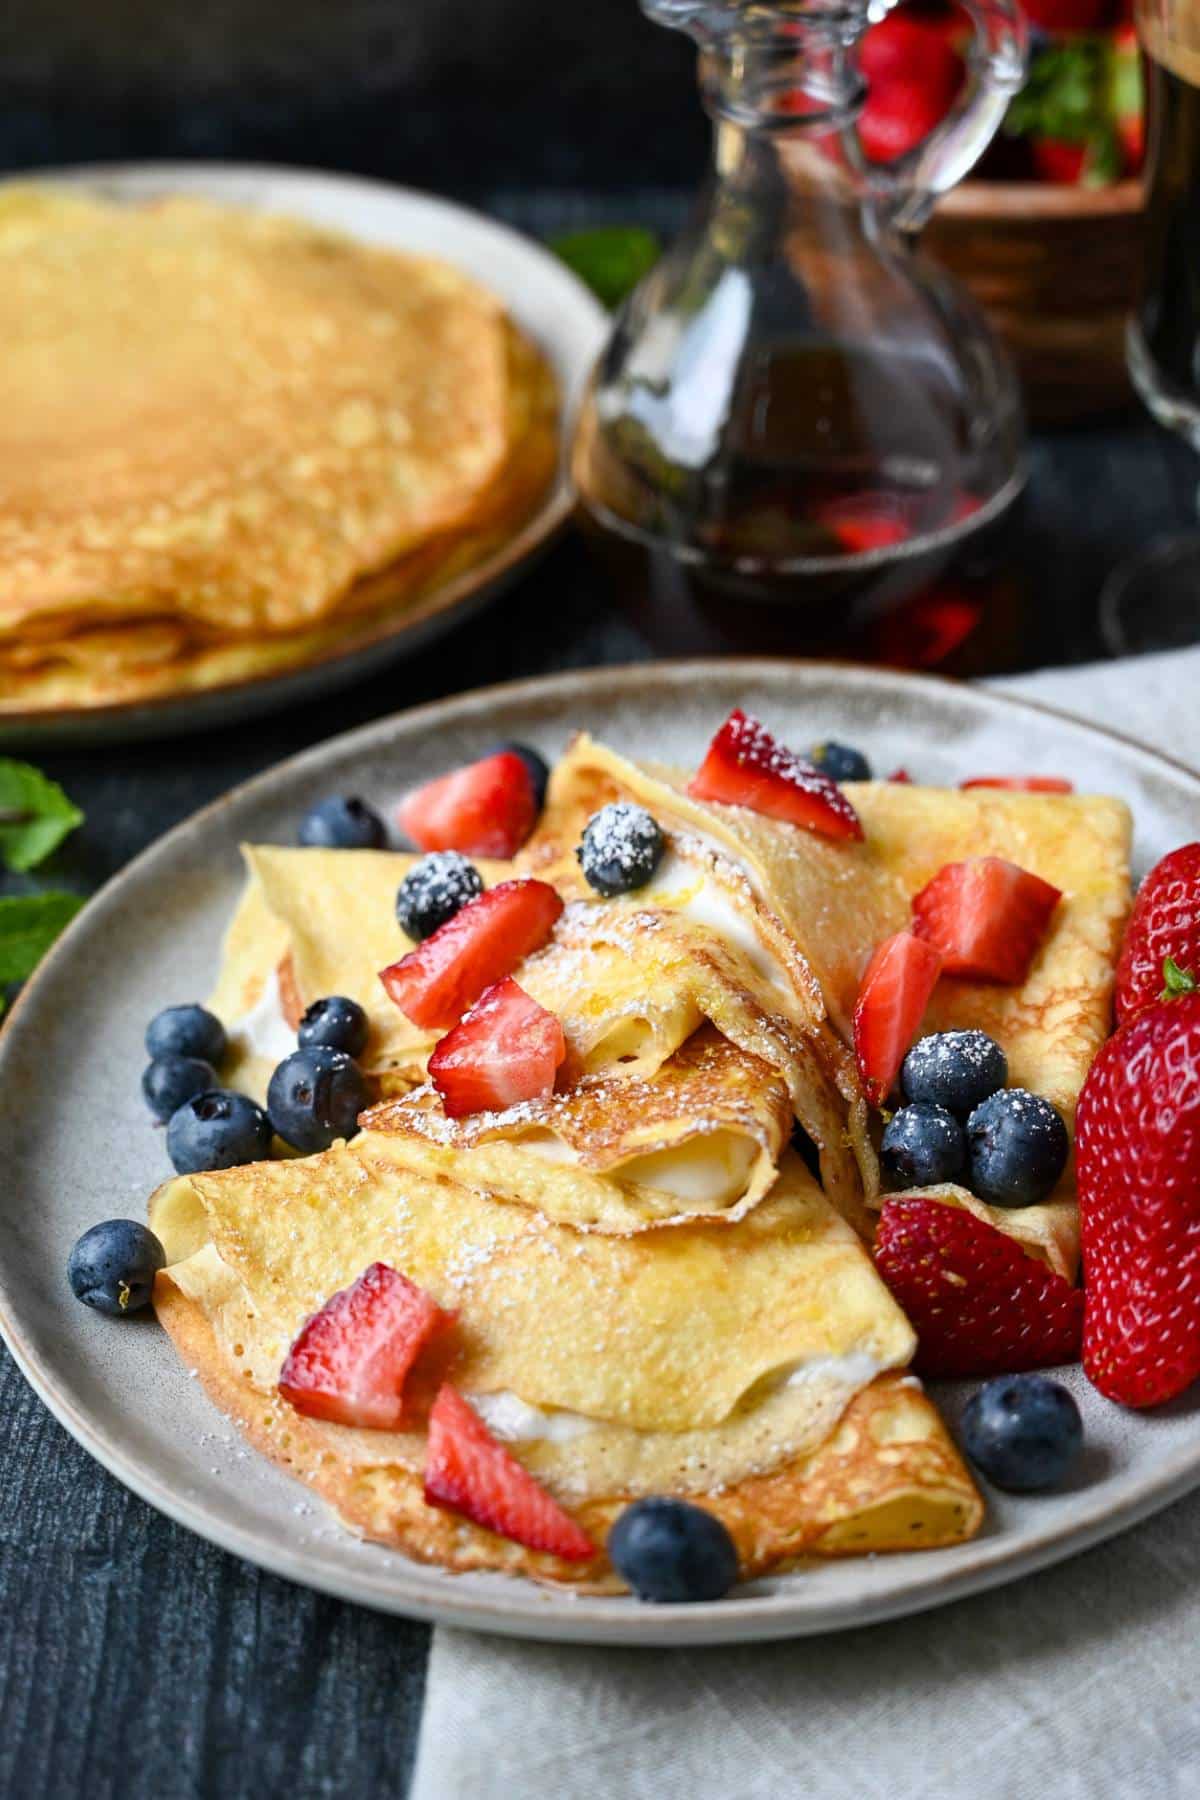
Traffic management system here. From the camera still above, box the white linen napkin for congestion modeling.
[411,649,1200,1800]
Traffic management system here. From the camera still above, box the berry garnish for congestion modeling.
[688,709,863,841]
[398,751,537,859]
[166,1089,272,1174]
[1077,991,1200,1407]
[960,1374,1083,1493]
[965,1088,1069,1208]
[145,1002,226,1065]
[297,994,369,1058]
[900,1028,1008,1119]
[1114,843,1200,1024]
[423,1383,595,1561]
[67,1220,165,1317]
[142,1054,219,1123]
[880,1102,965,1189]
[380,878,563,1032]
[911,856,1061,984]
[297,796,386,850]
[487,740,551,810]
[396,851,485,942]
[960,776,1075,793]
[576,802,665,897]
[279,1263,454,1431]
[428,977,566,1118]
[888,768,914,783]
[809,741,872,782]
[874,1197,1084,1378]
[853,929,943,1107]
[267,1047,369,1153]
[607,1497,739,1603]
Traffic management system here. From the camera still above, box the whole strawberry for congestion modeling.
[874,1197,1083,1378]
[1076,991,1200,1407]
[1114,843,1200,1024]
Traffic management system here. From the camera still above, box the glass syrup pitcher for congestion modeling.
[572,0,1029,654]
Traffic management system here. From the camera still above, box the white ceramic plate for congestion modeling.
[3,659,1199,1646]
[0,162,608,748]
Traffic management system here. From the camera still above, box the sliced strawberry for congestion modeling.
[688,709,863,841]
[875,1198,1083,1378]
[960,775,1075,793]
[1078,993,1200,1406]
[429,977,566,1118]
[397,751,538,859]
[853,929,943,1107]
[423,1383,596,1561]
[279,1263,454,1431]
[380,878,562,1031]
[912,857,1061,984]
[1114,843,1200,1025]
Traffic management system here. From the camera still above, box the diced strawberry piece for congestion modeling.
[424,1383,596,1561]
[960,776,1075,793]
[912,857,1061,984]
[1114,843,1200,1024]
[279,1263,454,1431]
[888,768,913,784]
[1077,993,1200,1407]
[853,929,943,1107]
[688,709,863,841]
[429,977,565,1118]
[875,1198,1084,1379]
[380,879,562,1031]
[398,751,538,859]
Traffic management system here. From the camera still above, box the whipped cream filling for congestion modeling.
[516,1125,759,1208]
[227,968,296,1065]
[469,1351,882,1447]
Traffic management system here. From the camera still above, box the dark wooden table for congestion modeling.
[3,237,1199,1793]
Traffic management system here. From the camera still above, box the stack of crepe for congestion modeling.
[148,734,1131,1589]
[0,187,558,714]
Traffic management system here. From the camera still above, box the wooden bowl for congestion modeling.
[924,179,1143,426]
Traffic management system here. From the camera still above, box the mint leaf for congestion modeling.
[548,226,660,310]
[0,761,83,872]
[0,891,84,983]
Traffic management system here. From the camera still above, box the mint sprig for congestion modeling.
[0,892,84,985]
[549,226,660,311]
[0,759,84,872]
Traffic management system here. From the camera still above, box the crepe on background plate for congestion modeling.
[0,188,558,713]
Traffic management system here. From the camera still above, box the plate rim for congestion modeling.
[0,160,608,740]
[4,654,1199,1645]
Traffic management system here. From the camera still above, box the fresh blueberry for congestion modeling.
[166,1089,273,1174]
[961,1374,1083,1492]
[298,795,386,850]
[488,740,550,810]
[68,1219,165,1316]
[966,1087,1069,1208]
[810,741,872,782]
[607,1497,738,1603]
[396,851,485,941]
[880,1102,966,1188]
[298,995,369,1058]
[267,1047,369,1153]
[577,803,665,897]
[145,1003,226,1065]
[901,1029,1008,1119]
[142,1054,218,1122]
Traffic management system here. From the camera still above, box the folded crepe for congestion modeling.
[525,735,1133,1273]
[211,844,869,1232]
[151,1140,982,1588]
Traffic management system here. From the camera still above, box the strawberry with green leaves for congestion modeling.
[1004,32,1142,185]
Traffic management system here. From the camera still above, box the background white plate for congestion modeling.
[0,161,608,747]
[3,659,1199,1646]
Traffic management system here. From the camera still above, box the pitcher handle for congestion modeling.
[870,0,1028,234]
